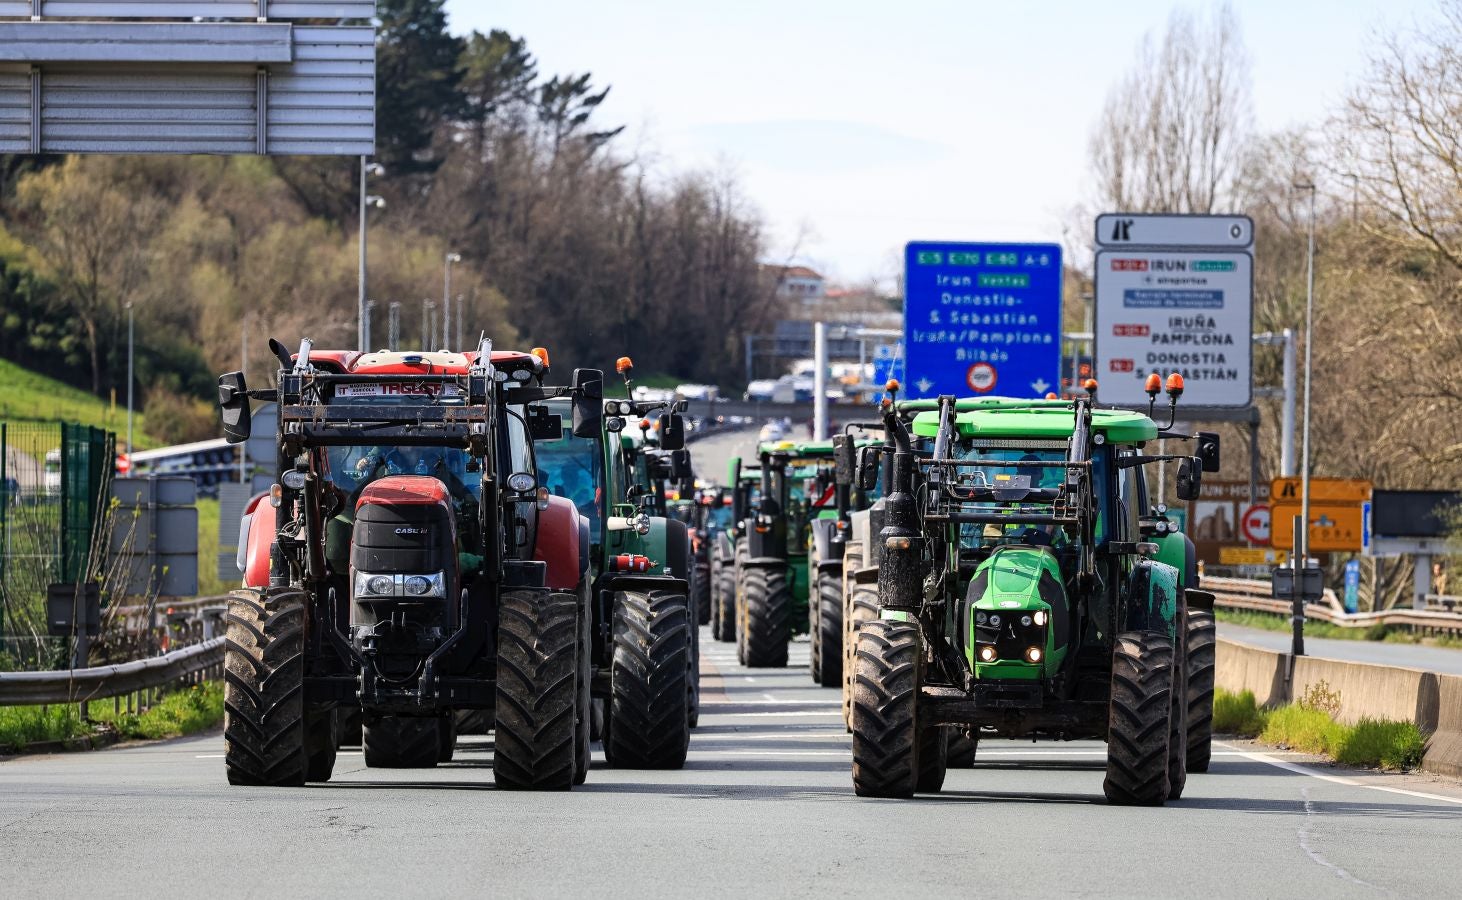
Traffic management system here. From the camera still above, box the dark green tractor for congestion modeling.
[732,441,843,668]
[710,457,759,643]
[849,380,1219,804]
[535,359,700,769]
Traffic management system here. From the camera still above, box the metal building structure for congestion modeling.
[0,2,375,156]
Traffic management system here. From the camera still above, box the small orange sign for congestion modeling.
[1270,504,1366,552]
[1270,477,1371,504]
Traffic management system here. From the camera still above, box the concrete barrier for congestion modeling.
[1215,637,1462,778]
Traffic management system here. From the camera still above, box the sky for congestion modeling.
[443,0,1437,285]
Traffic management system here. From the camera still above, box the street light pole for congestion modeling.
[125,302,134,457]
[442,252,461,350]
[358,159,385,349]
[388,301,401,350]
[1295,180,1318,658]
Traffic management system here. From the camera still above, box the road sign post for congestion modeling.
[903,242,1063,400]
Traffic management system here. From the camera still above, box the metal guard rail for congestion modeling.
[0,637,223,706]
[1207,576,1462,636]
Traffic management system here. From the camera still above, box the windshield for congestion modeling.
[536,428,602,531]
[951,445,1070,550]
[324,445,481,501]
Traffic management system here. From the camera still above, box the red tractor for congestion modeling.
[218,337,603,789]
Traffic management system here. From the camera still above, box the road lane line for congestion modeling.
[1221,743,1462,806]
[1298,785,1374,888]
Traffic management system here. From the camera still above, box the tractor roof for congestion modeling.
[757,437,878,458]
[909,400,1158,444]
[303,349,540,375]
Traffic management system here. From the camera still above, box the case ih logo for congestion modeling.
[1109,359,1135,373]
[395,527,429,535]
[1110,258,1148,272]
[1113,324,1150,337]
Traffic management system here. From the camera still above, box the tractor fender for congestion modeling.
[240,492,273,589]
[809,518,841,568]
[1125,558,1183,640]
[1152,531,1198,589]
[533,494,584,591]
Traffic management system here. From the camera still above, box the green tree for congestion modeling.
[459,29,538,156]
[376,0,465,175]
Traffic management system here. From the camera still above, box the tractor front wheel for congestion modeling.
[741,564,791,668]
[851,619,921,799]
[223,587,309,786]
[1103,631,1174,806]
[947,729,978,767]
[603,590,692,769]
[916,725,948,793]
[810,569,843,687]
[493,589,581,790]
[362,715,441,769]
[843,576,878,730]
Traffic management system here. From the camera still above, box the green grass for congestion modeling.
[0,682,224,752]
[1214,686,1429,771]
[1213,688,1268,737]
[0,703,90,752]
[0,358,160,448]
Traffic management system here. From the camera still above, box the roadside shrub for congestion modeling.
[0,704,88,752]
[1261,704,1347,755]
[1298,679,1342,717]
[1335,718,1427,770]
[102,682,224,740]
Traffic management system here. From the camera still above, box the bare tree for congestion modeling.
[1089,2,1253,214]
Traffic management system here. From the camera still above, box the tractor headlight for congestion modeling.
[989,614,1001,627]
[511,368,532,382]
[366,575,394,595]
[1021,615,1032,626]
[1033,609,1047,626]
[281,470,307,490]
[1026,646,1043,663]
[975,612,987,625]
[507,472,537,493]
[403,575,433,596]
[978,645,997,662]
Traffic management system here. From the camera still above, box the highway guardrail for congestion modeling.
[0,637,223,714]
[1206,576,1462,638]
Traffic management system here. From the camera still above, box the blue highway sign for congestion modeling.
[904,242,1063,400]
[871,341,903,388]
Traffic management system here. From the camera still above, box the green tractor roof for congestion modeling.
[908,399,1158,444]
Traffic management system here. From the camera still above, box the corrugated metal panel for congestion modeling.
[0,23,294,64]
[0,2,374,18]
[267,25,373,155]
[0,68,31,153]
[42,66,259,153]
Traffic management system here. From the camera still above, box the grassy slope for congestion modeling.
[0,358,159,449]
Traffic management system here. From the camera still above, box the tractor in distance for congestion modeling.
[849,375,1219,805]
[217,337,603,790]
[534,354,700,768]
[710,456,760,643]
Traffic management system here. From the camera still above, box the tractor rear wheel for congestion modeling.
[223,587,309,786]
[304,705,338,782]
[851,619,921,799]
[1103,631,1174,806]
[1167,617,1190,800]
[810,569,843,687]
[1185,609,1217,773]
[843,576,879,731]
[603,590,691,769]
[916,725,948,793]
[455,709,491,735]
[575,595,591,785]
[741,564,791,668]
[338,708,363,747]
[438,715,458,763]
[693,557,712,625]
[687,601,702,730]
[711,558,736,642]
[493,589,580,790]
[363,716,440,768]
[947,729,978,767]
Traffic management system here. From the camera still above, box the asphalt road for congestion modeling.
[4,630,1462,898]
[688,425,759,487]
[1220,621,1462,675]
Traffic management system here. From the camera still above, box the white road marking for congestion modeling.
[701,699,839,707]
[1219,742,1462,806]
[703,711,844,718]
[1298,785,1374,888]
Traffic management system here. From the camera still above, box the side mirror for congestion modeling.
[831,435,854,486]
[527,404,563,442]
[1196,431,1221,473]
[218,371,252,444]
[1175,457,1202,501]
[659,413,686,450]
[670,449,692,480]
[571,368,604,438]
[855,446,881,493]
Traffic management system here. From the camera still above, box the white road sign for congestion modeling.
[1095,214,1253,249]
[1093,249,1253,408]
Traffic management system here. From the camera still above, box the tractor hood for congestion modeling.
[964,545,1069,679]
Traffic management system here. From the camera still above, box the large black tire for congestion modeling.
[223,587,308,786]
[947,729,978,768]
[304,705,338,782]
[693,557,712,625]
[711,557,736,642]
[810,569,843,687]
[438,716,458,763]
[455,709,491,735]
[843,578,879,731]
[493,589,580,790]
[1186,609,1217,773]
[363,715,440,769]
[850,619,921,799]
[603,590,691,769]
[741,564,791,668]
[339,708,363,747]
[575,594,591,785]
[1104,631,1174,806]
[1167,617,1190,800]
[688,598,701,730]
[916,725,948,793]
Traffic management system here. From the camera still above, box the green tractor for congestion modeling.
[533,357,700,768]
[710,457,760,643]
[732,440,844,668]
[849,378,1219,804]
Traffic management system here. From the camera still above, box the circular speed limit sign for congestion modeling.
[966,363,997,393]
